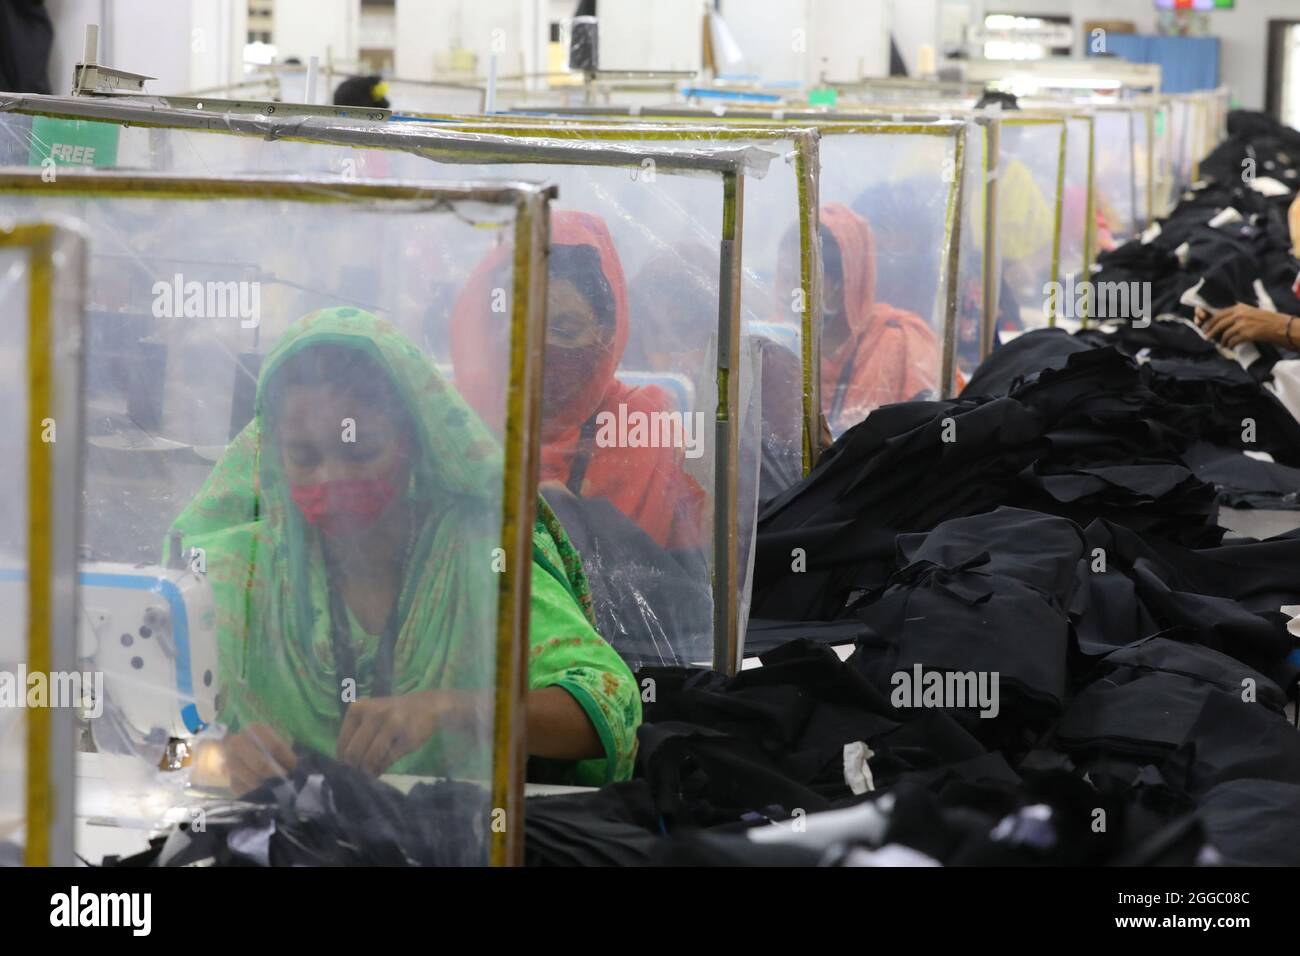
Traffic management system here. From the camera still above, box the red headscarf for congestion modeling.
[451,210,707,550]
[819,203,941,434]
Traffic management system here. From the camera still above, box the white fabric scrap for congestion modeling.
[1208,207,1243,228]
[834,843,942,867]
[843,741,875,795]
[1249,176,1292,197]
[1266,360,1300,426]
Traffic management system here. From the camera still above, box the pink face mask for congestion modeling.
[288,461,404,535]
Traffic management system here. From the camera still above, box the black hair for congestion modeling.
[333,75,390,110]
[974,89,1020,112]
[549,243,617,332]
[263,343,414,442]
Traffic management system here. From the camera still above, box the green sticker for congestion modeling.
[808,87,838,107]
[1154,111,1166,137]
[29,117,120,168]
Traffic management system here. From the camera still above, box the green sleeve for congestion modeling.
[526,553,641,786]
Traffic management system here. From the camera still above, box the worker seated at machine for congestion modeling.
[168,308,641,795]
[452,212,715,667]
[780,205,941,437]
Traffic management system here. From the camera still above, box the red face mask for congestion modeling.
[288,461,404,536]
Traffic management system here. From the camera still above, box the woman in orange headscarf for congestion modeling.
[819,203,942,437]
[451,210,708,552]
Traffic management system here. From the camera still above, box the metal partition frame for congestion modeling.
[408,116,824,477]
[994,114,1067,340]
[0,92,757,676]
[477,106,969,410]
[0,169,553,866]
[0,221,84,866]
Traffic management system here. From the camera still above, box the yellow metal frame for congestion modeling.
[436,107,969,412]
[428,118,826,476]
[0,169,549,867]
[0,224,54,866]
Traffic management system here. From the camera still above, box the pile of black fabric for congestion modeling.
[98,750,662,868]
[1093,110,1300,321]
[626,116,1300,866]
[101,750,493,867]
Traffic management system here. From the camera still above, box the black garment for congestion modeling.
[0,0,52,95]
[1052,636,1300,797]
[1195,779,1300,866]
[846,508,1083,751]
[1181,440,1300,510]
[102,749,492,867]
[542,489,712,667]
[524,781,663,866]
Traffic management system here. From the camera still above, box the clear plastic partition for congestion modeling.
[0,95,756,674]
[386,82,486,115]
[813,125,962,437]
[0,223,84,866]
[0,171,550,866]
[1093,109,1137,245]
[1149,99,1177,217]
[1059,114,1094,308]
[1133,106,1152,230]
[994,119,1064,339]
[429,118,820,491]
[954,118,994,388]
[442,167,731,671]
[1167,97,1195,196]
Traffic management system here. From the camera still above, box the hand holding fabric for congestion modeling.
[1196,304,1295,349]
[336,690,479,777]
[224,722,298,797]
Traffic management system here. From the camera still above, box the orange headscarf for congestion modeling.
[819,203,941,434]
[451,210,707,550]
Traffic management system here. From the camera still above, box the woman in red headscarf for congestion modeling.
[451,210,708,552]
[819,203,942,436]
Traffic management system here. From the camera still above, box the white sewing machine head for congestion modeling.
[77,562,219,743]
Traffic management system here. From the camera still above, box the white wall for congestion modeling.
[720,0,889,85]
[394,0,541,81]
[46,0,244,95]
[971,0,1300,110]
[889,0,940,76]
[275,0,360,65]
[600,0,701,73]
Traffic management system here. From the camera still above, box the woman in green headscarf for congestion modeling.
[169,307,640,793]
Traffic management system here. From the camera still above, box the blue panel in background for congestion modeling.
[1093,34,1220,93]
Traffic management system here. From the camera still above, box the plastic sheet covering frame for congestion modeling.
[846,109,1058,359]
[408,115,824,476]
[489,106,969,412]
[0,92,760,676]
[0,169,552,867]
[982,114,1066,348]
[0,94,768,178]
[0,221,85,866]
[497,106,972,393]
[1089,104,1139,247]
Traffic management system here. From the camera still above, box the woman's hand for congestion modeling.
[224,723,297,797]
[1196,304,1295,349]
[336,690,478,776]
